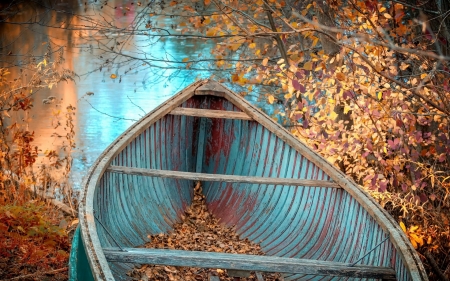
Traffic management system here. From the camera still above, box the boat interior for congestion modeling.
[79,82,422,281]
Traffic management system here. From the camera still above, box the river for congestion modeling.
[0,0,220,189]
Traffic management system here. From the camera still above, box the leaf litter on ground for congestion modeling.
[128,182,282,281]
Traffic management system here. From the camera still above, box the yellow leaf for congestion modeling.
[303,61,312,70]
[262,57,269,66]
[330,111,338,120]
[377,92,382,100]
[326,155,337,164]
[268,95,275,104]
[206,28,215,36]
[343,105,351,114]
[249,43,256,49]
[383,13,392,19]
[110,74,117,79]
[312,37,319,48]
[400,221,406,233]
[182,57,189,62]
[409,225,419,232]
[420,73,427,79]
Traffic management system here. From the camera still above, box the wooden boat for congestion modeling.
[69,80,428,281]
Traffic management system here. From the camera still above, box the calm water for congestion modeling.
[0,0,218,188]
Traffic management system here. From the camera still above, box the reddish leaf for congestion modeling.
[379,180,387,192]
[292,80,306,93]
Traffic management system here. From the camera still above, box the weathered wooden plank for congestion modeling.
[170,107,252,120]
[103,248,396,280]
[195,82,226,96]
[106,166,341,188]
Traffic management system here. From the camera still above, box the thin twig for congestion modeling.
[83,98,138,122]
[127,95,147,116]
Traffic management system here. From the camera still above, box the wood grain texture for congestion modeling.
[103,248,396,280]
[106,166,341,188]
[170,107,252,120]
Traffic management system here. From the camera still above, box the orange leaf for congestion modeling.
[182,58,189,62]
[336,72,346,81]
[409,233,423,247]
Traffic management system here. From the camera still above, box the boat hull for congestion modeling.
[72,80,428,281]
[69,226,94,281]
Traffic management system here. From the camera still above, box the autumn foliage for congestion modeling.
[0,202,70,279]
[0,50,75,279]
[140,0,450,277]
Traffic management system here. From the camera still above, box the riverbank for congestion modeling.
[0,199,78,281]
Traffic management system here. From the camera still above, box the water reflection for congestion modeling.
[0,0,217,188]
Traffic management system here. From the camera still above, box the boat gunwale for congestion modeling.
[79,79,428,281]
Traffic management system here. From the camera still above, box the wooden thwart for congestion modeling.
[103,248,396,280]
[106,166,341,188]
[170,107,252,120]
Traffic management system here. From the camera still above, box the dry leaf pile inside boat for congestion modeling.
[128,182,281,281]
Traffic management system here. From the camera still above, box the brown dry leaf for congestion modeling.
[130,182,281,281]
